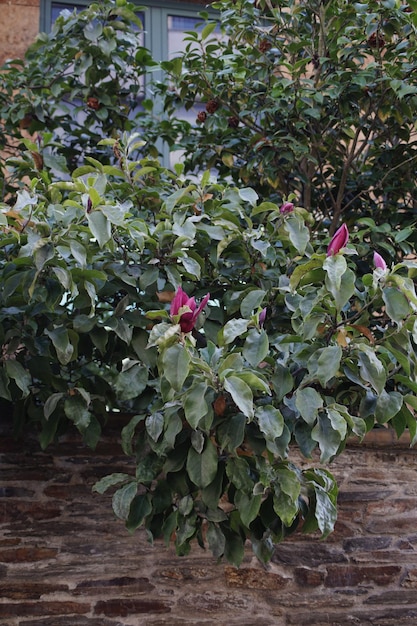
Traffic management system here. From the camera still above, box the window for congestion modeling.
[40,1,217,166]
[41,1,213,61]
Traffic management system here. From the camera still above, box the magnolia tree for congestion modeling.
[1,133,417,564]
[1,0,417,565]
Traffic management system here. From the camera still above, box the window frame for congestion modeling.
[40,1,213,56]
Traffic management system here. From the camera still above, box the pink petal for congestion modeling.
[327,224,349,256]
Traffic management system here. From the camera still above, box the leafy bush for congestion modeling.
[1,0,417,565]
[1,132,417,564]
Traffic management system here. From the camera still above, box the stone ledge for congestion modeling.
[348,428,414,450]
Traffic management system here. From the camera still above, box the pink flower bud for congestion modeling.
[170,286,210,333]
[279,202,294,214]
[373,252,387,271]
[259,307,267,327]
[327,224,349,256]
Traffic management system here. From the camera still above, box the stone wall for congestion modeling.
[0,0,40,65]
[1,416,417,626]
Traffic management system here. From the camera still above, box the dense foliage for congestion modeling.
[0,0,154,197]
[152,0,417,232]
[1,0,417,565]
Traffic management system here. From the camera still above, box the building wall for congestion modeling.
[1,416,417,626]
[0,0,40,65]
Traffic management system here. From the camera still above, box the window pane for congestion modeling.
[51,3,80,23]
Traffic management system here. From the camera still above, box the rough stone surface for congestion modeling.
[1,415,417,625]
[0,1,39,65]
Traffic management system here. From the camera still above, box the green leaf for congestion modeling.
[235,491,262,527]
[285,215,309,254]
[45,326,74,365]
[323,254,347,292]
[382,286,412,324]
[126,494,152,532]
[5,360,31,397]
[240,289,266,317]
[34,242,54,271]
[112,481,138,521]
[295,387,323,425]
[146,412,164,442]
[255,405,284,445]
[290,258,323,290]
[311,411,344,463]
[223,530,245,567]
[271,364,294,401]
[222,318,249,344]
[140,267,159,290]
[69,239,87,268]
[180,256,201,279]
[87,210,112,247]
[375,390,403,424]
[226,456,253,492]
[312,483,336,537]
[218,353,244,378]
[201,21,218,40]
[224,375,254,419]
[273,466,301,526]
[186,438,218,488]
[238,187,258,206]
[183,381,209,429]
[217,413,246,453]
[403,401,417,446]
[0,368,11,401]
[328,268,355,311]
[206,522,226,559]
[308,345,342,387]
[162,343,190,391]
[44,392,64,420]
[93,473,132,494]
[357,346,386,394]
[243,328,269,367]
[64,395,91,432]
[115,363,148,401]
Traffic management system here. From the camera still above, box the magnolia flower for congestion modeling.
[279,202,294,214]
[170,286,210,333]
[327,224,349,256]
[259,307,267,327]
[373,251,387,271]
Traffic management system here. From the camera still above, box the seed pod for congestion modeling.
[87,96,100,110]
[197,111,207,123]
[206,99,219,114]
[259,38,272,53]
[368,32,385,49]
[228,116,240,128]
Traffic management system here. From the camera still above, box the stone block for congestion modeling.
[224,565,289,589]
[0,602,90,618]
[0,547,58,563]
[19,615,125,626]
[343,536,392,552]
[74,576,155,596]
[294,567,325,587]
[325,565,402,587]
[273,543,347,567]
[179,591,249,614]
[1,582,68,599]
[365,590,417,605]
[94,599,172,617]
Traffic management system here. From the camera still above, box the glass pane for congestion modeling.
[51,3,80,24]
[168,15,220,57]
